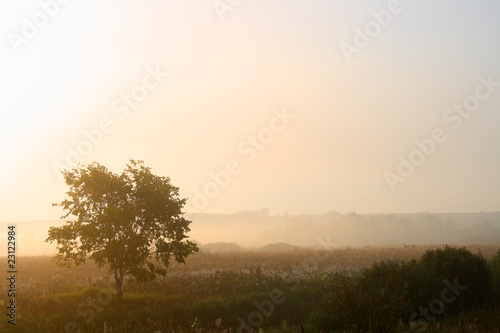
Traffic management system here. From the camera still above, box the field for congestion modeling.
[1,244,499,332]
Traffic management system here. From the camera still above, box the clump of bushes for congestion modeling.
[417,246,492,312]
[322,268,407,332]
[316,246,495,332]
[491,249,500,303]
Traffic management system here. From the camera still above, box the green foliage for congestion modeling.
[46,159,198,297]
[316,246,495,332]
[491,250,500,302]
[419,246,492,312]
[320,265,408,333]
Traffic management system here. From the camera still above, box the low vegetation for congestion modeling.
[0,244,499,332]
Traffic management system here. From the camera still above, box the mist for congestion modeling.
[3,210,498,256]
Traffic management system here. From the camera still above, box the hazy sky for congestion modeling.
[1,0,499,222]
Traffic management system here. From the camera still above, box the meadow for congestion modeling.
[1,244,499,332]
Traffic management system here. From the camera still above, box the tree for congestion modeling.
[46,159,198,298]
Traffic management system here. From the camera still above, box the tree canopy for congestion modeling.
[46,159,198,298]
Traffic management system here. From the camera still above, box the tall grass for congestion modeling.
[0,244,498,332]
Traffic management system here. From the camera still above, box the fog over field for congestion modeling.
[3,210,499,255]
[2,1,500,331]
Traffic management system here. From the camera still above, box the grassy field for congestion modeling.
[0,244,499,332]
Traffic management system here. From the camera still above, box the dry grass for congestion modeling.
[0,243,496,297]
[0,244,498,332]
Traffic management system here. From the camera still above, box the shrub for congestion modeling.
[321,268,408,333]
[418,246,492,312]
[317,247,494,331]
[491,250,500,304]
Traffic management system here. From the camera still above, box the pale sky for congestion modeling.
[0,0,499,222]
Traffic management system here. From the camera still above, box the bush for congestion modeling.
[418,246,492,312]
[316,247,494,331]
[321,267,408,333]
[491,250,500,304]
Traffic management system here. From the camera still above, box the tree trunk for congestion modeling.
[114,270,124,299]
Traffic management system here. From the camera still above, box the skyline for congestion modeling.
[1,0,499,222]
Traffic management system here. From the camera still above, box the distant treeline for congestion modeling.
[189,211,500,247]
[2,211,499,255]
